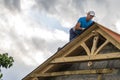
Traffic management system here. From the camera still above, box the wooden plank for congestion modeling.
[81,42,91,56]
[51,52,120,63]
[31,69,114,77]
[94,40,109,55]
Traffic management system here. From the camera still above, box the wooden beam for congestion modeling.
[91,36,99,55]
[41,65,54,73]
[31,77,39,80]
[51,52,120,64]
[81,42,91,56]
[94,40,109,55]
[31,69,114,77]
[97,29,120,49]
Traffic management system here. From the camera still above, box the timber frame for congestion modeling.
[22,22,120,80]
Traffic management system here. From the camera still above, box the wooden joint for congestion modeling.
[92,30,99,36]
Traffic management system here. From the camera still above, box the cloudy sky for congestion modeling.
[0,0,120,80]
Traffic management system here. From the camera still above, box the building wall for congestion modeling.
[45,71,120,80]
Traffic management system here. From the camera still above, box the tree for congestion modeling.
[0,53,14,79]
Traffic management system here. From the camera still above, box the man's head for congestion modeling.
[86,11,95,21]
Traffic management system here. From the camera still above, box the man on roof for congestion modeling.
[69,11,95,41]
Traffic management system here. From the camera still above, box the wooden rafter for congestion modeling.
[51,52,120,63]
[31,69,114,77]
[31,77,39,80]
[97,29,120,49]
[81,42,91,56]
[94,40,109,55]
[41,65,54,73]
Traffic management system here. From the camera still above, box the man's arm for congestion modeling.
[73,22,83,31]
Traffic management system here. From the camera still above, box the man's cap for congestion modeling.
[88,11,95,16]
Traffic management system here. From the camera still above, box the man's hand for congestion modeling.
[82,28,85,30]
[74,22,85,31]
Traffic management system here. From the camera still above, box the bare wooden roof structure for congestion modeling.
[22,22,120,80]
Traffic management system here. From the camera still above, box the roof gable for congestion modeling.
[22,22,120,80]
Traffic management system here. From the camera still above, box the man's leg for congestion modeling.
[69,28,77,41]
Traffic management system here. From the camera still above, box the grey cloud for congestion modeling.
[94,0,120,30]
[31,36,67,59]
[35,0,120,32]
[6,29,27,53]
[6,27,51,61]
[34,0,82,27]
[0,23,39,64]
[3,0,21,11]
[71,0,86,12]
[35,0,85,14]
[35,0,58,14]
[34,0,112,16]
[31,37,47,51]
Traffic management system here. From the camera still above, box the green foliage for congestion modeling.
[0,53,14,69]
[0,53,14,79]
[0,73,3,79]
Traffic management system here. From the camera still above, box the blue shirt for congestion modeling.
[78,17,93,28]
[73,17,93,35]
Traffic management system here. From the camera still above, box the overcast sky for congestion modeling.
[0,0,120,80]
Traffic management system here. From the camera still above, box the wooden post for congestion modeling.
[91,36,99,55]
[94,40,109,55]
[97,74,102,80]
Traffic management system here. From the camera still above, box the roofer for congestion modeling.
[69,11,95,41]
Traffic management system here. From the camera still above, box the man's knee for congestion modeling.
[69,28,78,41]
[69,33,76,41]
